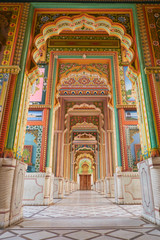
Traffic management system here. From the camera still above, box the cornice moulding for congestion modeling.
[145,67,160,74]
[0,66,21,74]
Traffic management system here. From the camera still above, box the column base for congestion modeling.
[105,176,115,198]
[100,179,105,195]
[95,180,101,193]
[23,171,54,205]
[53,177,64,199]
[114,168,141,204]
[64,179,70,195]
[138,157,160,225]
[0,158,27,228]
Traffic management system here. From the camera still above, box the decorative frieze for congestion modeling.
[145,67,160,74]
[0,66,20,74]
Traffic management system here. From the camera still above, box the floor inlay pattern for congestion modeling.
[0,191,160,239]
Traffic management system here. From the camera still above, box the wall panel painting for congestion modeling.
[27,110,43,121]
[23,125,43,172]
[125,125,141,171]
[0,73,9,124]
[125,110,138,121]
[123,66,135,102]
[0,4,23,65]
[145,6,160,66]
[0,11,12,64]
[22,145,33,165]
[29,67,46,105]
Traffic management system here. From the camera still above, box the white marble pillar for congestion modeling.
[53,177,64,199]
[100,179,105,195]
[0,158,27,228]
[64,179,70,195]
[114,167,141,204]
[105,176,115,198]
[138,157,160,225]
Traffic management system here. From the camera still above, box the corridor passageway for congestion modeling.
[0,191,160,239]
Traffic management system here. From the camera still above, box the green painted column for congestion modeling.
[46,59,57,168]
[110,59,122,167]
[134,5,158,150]
[6,4,34,150]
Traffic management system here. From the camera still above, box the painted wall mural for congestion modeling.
[0,73,9,124]
[145,6,160,66]
[22,145,33,166]
[0,4,23,65]
[24,125,43,172]
[119,66,136,105]
[27,111,43,121]
[78,158,93,174]
[123,66,135,102]
[125,110,138,121]
[0,11,12,64]
[125,125,141,171]
[29,67,47,105]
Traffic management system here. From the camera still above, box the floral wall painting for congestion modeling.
[27,110,43,121]
[22,145,33,165]
[134,144,141,164]
[29,67,46,104]
[125,110,138,120]
[24,125,43,172]
[125,126,141,171]
[0,73,9,123]
[123,66,135,102]
[0,11,12,64]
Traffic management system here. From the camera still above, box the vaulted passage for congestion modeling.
[1,1,160,230]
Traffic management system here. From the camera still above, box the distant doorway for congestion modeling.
[80,175,91,190]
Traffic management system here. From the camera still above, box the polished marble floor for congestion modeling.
[0,191,160,239]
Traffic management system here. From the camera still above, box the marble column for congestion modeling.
[138,157,160,225]
[0,158,27,228]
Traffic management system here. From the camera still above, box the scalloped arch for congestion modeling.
[76,153,94,165]
[33,13,134,64]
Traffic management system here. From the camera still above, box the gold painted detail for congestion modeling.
[116,104,137,109]
[145,67,160,74]
[136,5,152,67]
[13,3,30,65]
[29,104,52,109]
[0,65,20,74]
[48,39,120,48]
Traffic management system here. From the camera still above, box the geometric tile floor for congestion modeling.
[0,191,160,239]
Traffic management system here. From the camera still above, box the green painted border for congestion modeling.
[134,5,158,149]
[6,4,34,149]
[31,2,135,9]
[46,59,57,167]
